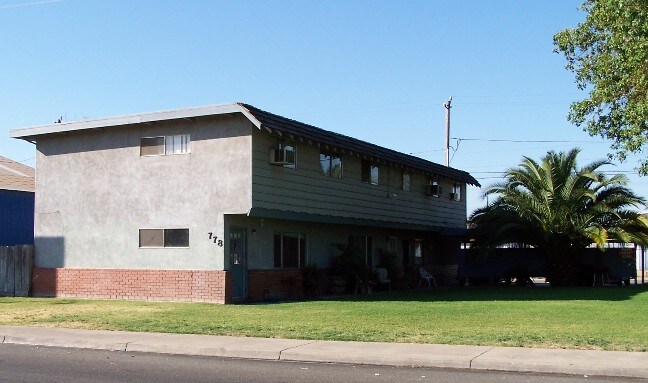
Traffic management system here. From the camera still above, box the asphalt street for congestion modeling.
[0,344,641,383]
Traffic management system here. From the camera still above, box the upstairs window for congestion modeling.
[451,183,462,201]
[320,152,343,178]
[140,134,190,156]
[269,141,296,168]
[279,142,296,169]
[402,171,411,191]
[361,160,379,185]
[426,178,442,197]
[140,137,164,156]
[166,134,190,155]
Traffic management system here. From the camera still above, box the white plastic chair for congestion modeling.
[419,267,437,287]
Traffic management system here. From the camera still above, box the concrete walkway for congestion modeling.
[1,325,646,379]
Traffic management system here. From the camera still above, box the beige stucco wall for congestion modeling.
[34,114,253,270]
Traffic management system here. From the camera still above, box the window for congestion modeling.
[280,142,296,169]
[403,240,425,266]
[320,152,343,178]
[140,137,165,156]
[166,134,190,155]
[413,240,423,265]
[426,178,442,197]
[402,171,410,191]
[270,141,296,168]
[349,235,373,267]
[274,233,307,268]
[452,183,462,201]
[387,236,398,253]
[361,160,379,185]
[139,228,189,248]
[140,134,190,156]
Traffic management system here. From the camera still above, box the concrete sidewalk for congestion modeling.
[1,326,646,379]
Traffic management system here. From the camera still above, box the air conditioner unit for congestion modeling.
[450,192,461,201]
[269,148,295,165]
[425,184,442,197]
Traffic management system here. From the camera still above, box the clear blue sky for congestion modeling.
[1,0,646,215]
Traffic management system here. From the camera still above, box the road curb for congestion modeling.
[279,340,490,369]
[1,326,647,379]
[470,346,648,379]
[125,333,312,360]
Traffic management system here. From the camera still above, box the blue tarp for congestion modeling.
[0,189,34,246]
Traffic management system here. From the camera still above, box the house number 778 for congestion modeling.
[208,232,224,247]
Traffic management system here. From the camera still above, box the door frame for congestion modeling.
[228,227,248,302]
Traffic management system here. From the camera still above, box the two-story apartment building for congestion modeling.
[11,103,479,303]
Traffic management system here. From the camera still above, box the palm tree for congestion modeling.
[469,148,648,286]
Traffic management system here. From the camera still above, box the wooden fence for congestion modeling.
[0,245,33,297]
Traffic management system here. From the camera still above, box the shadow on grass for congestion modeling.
[248,285,648,305]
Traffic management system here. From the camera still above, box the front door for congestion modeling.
[229,228,247,302]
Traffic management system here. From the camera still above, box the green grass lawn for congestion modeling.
[1,287,647,351]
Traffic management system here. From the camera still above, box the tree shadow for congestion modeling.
[248,285,648,305]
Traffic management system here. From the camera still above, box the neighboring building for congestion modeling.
[10,103,479,303]
[0,155,35,246]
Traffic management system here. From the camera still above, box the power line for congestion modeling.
[438,138,609,159]
[451,137,605,144]
[408,140,604,156]
[408,149,445,155]
[471,170,641,175]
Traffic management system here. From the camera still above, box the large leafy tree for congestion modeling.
[554,0,648,175]
[469,149,648,285]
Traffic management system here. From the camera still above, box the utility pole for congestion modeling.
[444,96,452,166]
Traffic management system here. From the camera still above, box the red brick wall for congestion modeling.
[248,269,303,301]
[31,268,230,303]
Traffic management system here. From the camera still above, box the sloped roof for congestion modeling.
[239,103,479,186]
[0,155,35,192]
[10,102,479,186]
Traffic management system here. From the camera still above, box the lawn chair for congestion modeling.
[375,268,391,291]
[419,267,437,287]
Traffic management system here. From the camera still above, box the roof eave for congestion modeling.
[0,186,35,193]
[10,103,257,139]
